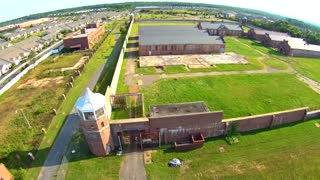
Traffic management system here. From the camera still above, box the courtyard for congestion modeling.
[139,52,248,68]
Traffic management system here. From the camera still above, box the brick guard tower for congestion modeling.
[75,88,114,156]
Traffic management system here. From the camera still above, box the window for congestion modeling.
[101,121,105,127]
[95,107,104,118]
[90,125,95,130]
[84,112,95,121]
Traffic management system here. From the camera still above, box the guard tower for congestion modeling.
[75,88,114,156]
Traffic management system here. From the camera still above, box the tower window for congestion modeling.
[101,121,105,127]
[95,107,104,118]
[84,112,95,121]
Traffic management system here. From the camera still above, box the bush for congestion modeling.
[225,122,240,145]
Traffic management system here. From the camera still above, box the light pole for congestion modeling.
[16,109,31,128]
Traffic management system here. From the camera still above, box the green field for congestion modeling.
[65,131,123,180]
[141,73,320,118]
[289,57,320,82]
[146,119,320,179]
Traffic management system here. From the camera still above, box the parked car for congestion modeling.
[168,158,183,167]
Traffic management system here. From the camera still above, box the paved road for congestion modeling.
[119,139,147,180]
[37,26,122,180]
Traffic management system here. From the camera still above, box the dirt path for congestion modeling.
[131,67,295,88]
[296,74,320,94]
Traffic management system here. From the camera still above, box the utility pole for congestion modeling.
[16,109,31,128]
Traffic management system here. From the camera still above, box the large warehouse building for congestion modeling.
[139,26,225,56]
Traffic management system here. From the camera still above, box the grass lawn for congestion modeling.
[65,131,123,180]
[146,119,320,179]
[289,57,320,82]
[0,52,83,179]
[141,73,320,118]
[235,38,289,70]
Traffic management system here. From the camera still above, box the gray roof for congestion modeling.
[200,22,242,31]
[139,26,224,46]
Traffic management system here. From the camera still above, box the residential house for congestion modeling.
[0,46,29,65]
[0,59,12,76]
[15,36,44,52]
[0,39,11,50]
[198,22,243,36]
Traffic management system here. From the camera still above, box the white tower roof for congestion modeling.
[75,88,105,112]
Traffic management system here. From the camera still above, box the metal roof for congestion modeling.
[200,22,243,31]
[139,26,224,46]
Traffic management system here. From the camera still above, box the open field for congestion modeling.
[146,119,320,179]
[0,22,120,179]
[289,57,320,82]
[65,131,123,180]
[141,73,320,118]
[0,53,85,178]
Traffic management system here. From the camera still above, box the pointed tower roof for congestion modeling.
[75,88,105,112]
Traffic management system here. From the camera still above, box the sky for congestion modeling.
[0,0,319,25]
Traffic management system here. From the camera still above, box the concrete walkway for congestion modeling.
[119,140,147,180]
[37,26,122,180]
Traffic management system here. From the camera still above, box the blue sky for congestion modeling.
[1,0,319,25]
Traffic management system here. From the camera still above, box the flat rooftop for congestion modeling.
[139,26,224,46]
[150,102,209,117]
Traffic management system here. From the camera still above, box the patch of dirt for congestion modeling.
[228,163,244,174]
[48,56,89,72]
[315,122,320,128]
[252,161,266,172]
[180,160,192,174]
[139,53,248,68]
[17,76,65,89]
[218,146,226,153]
[144,150,156,164]
[129,85,139,93]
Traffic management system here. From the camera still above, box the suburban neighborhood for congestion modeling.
[1,2,320,180]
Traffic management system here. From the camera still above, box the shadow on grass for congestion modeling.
[127,42,139,48]
[129,36,139,41]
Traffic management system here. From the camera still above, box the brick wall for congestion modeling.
[223,108,308,132]
[63,36,89,50]
[139,44,225,56]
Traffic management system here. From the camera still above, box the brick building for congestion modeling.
[139,26,225,56]
[63,23,105,50]
[198,22,243,36]
[248,28,289,42]
[278,39,320,58]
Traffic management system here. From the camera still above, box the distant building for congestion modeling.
[198,22,243,36]
[63,23,105,50]
[278,38,320,58]
[139,26,225,56]
[248,28,289,41]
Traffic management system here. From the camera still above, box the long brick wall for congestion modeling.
[109,107,312,146]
